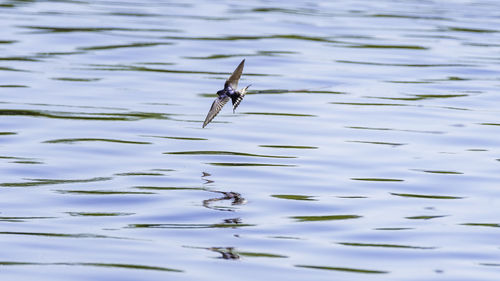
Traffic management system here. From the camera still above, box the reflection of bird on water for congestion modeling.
[202,191,246,211]
[184,245,240,260]
[201,171,214,184]
[203,59,250,128]
[209,247,240,260]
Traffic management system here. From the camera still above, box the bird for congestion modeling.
[202,59,250,128]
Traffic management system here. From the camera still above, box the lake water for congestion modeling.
[1,0,500,280]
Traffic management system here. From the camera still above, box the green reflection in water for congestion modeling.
[351,178,404,182]
[114,172,164,176]
[185,50,297,59]
[127,223,254,229]
[0,177,111,187]
[238,252,288,258]
[51,77,101,82]
[207,162,295,167]
[166,150,295,158]
[143,135,207,141]
[338,242,435,250]
[251,7,315,15]
[66,212,134,217]
[349,44,428,50]
[11,160,43,164]
[0,261,182,272]
[269,236,302,240]
[406,215,447,220]
[295,265,388,274]
[37,51,85,56]
[375,227,413,231]
[336,60,470,67]
[0,85,28,87]
[391,193,463,199]
[80,263,182,272]
[461,223,500,228]
[347,140,406,146]
[86,64,271,77]
[44,138,151,144]
[291,215,361,222]
[21,26,173,33]
[0,155,36,160]
[260,145,317,149]
[0,109,167,121]
[0,216,55,222]
[0,56,39,61]
[163,34,341,43]
[385,80,433,84]
[0,66,30,72]
[447,27,498,33]
[411,169,463,174]
[133,186,203,191]
[369,14,447,20]
[78,42,171,51]
[272,194,316,201]
[0,231,126,239]
[56,190,154,195]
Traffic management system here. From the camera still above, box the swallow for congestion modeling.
[202,59,250,128]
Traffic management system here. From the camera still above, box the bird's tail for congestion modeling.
[232,84,251,113]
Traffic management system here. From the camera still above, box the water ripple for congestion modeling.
[44,138,151,145]
[295,265,388,274]
[0,177,111,187]
[166,150,295,159]
[291,215,361,222]
[338,242,435,250]
[0,261,182,272]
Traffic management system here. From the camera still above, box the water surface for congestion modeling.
[1,1,500,280]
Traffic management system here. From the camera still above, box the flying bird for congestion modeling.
[202,59,250,128]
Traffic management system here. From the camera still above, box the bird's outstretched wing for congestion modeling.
[224,59,245,90]
[203,95,230,128]
[231,85,251,113]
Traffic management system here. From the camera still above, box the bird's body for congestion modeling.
[202,59,250,128]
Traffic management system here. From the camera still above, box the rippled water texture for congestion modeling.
[1,0,500,280]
